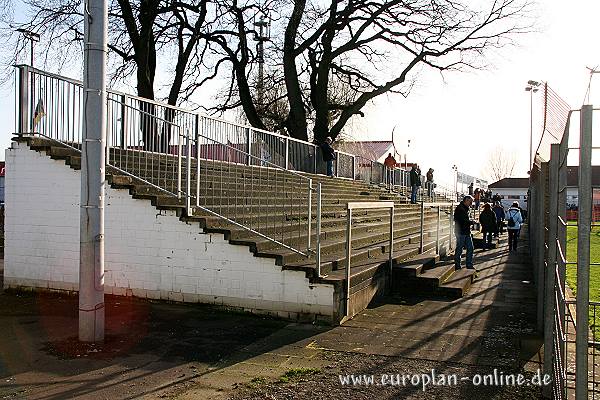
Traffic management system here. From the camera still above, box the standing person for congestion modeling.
[384,153,396,186]
[454,195,477,273]
[492,201,505,237]
[506,201,524,252]
[426,168,435,199]
[468,182,474,196]
[479,203,497,249]
[409,165,421,204]
[473,188,481,210]
[320,137,336,177]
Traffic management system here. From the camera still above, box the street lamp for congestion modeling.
[16,28,40,68]
[405,139,411,170]
[452,164,458,201]
[525,80,541,174]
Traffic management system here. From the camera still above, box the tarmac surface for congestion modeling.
[0,232,545,399]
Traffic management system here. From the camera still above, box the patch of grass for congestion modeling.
[565,225,600,339]
[278,368,321,383]
[245,377,267,389]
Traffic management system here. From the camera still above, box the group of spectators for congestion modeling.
[453,196,525,273]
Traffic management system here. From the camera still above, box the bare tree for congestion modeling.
[211,0,532,143]
[2,0,212,150]
[485,146,517,182]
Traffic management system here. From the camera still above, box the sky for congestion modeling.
[0,1,599,190]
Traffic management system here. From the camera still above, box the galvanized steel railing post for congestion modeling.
[177,129,182,199]
[345,208,353,317]
[389,206,394,292]
[316,183,322,277]
[436,206,441,254]
[245,127,251,166]
[195,114,200,208]
[575,105,592,400]
[285,138,289,169]
[186,131,192,215]
[119,94,127,149]
[419,201,425,253]
[307,179,313,253]
[17,65,30,134]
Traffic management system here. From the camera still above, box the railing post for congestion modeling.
[195,114,200,207]
[17,65,30,134]
[186,130,192,215]
[177,128,182,199]
[345,208,353,317]
[389,206,394,293]
[285,138,289,170]
[119,94,127,149]
[307,179,312,253]
[335,151,339,177]
[436,205,441,254]
[246,127,251,166]
[419,201,425,253]
[575,105,592,400]
[352,156,356,180]
[449,203,454,251]
[316,183,322,277]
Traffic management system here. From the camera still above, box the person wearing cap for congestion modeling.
[506,201,524,252]
[454,195,477,272]
[320,137,336,177]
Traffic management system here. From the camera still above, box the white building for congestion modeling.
[488,177,529,210]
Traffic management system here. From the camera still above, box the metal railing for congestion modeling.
[420,202,455,254]
[16,64,318,257]
[343,201,394,320]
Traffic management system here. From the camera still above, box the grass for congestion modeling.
[565,225,600,338]
[278,368,321,383]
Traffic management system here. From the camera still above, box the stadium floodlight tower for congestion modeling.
[253,13,271,108]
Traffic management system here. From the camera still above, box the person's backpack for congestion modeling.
[507,210,517,228]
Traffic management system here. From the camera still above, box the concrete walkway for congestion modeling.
[0,232,545,399]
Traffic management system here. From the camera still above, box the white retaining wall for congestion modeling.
[4,141,334,319]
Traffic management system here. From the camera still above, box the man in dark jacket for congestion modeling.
[409,165,421,204]
[320,137,336,177]
[492,202,505,236]
[479,203,497,249]
[454,195,476,272]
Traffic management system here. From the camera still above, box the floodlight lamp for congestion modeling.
[527,80,541,86]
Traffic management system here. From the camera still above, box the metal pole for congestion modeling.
[79,0,107,343]
[436,206,441,254]
[119,94,127,149]
[345,208,352,317]
[186,132,192,215]
[449,203,454,251]
[316,183,322,277]
[529,88,533,173]
[246,127,251,166]
[307,179,312,253]
[285,138,289,170]
[389,206,394,293]
[195,115,200,207]
[177,130,182,198]
[18,65,30,134]
[543,143,559,395]
[419,201,425,253]
[575,105,592,400]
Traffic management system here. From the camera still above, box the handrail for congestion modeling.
[343,201,394,320]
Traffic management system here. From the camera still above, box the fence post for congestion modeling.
[352,156,356,180]
[17,65,30,134]
[389,206,394,293]
[449,203,454,251]
[419,202,425,253]
[575,105,592,400]
[543,143,560,397]
[186,131,192,215]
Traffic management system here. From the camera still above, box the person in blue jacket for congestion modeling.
[506,202,524,252]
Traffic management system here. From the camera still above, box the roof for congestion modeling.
[489,178,529,189]
[335,141,394,161]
